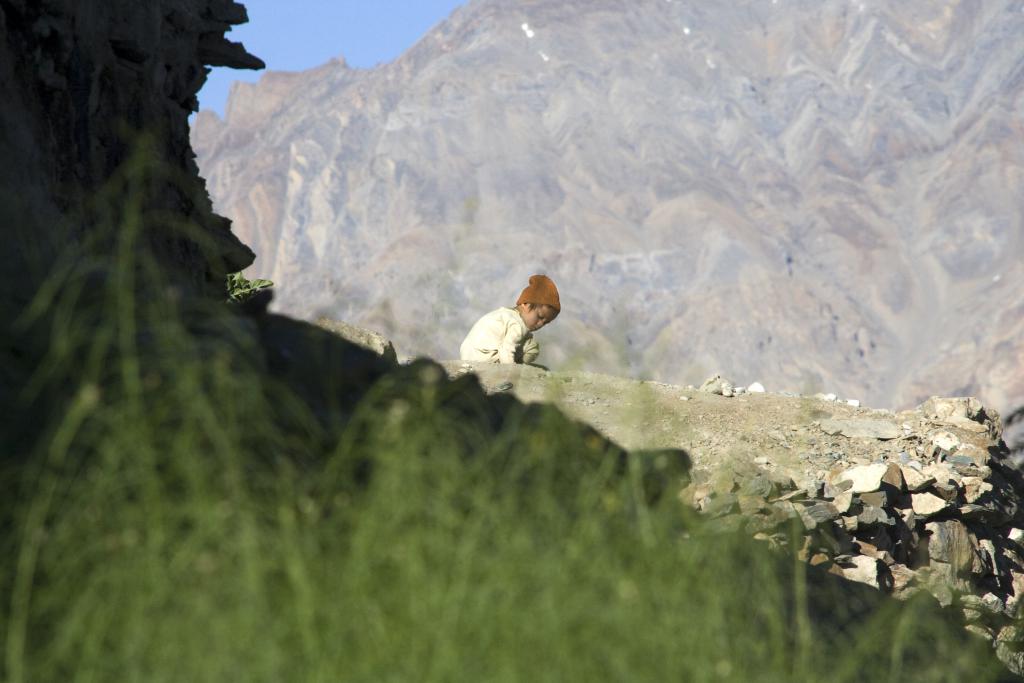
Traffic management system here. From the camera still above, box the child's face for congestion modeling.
[519,303,556,331]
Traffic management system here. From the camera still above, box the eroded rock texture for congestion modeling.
[193,0,1024,415]
[0,0,261,314]
[1,0,263,429]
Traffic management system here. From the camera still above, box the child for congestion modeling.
[460,274,560,365]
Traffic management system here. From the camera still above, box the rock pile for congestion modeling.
[682,396,1024,673]
[697,373,769,398]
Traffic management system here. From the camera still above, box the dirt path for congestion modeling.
[440,361,923,490]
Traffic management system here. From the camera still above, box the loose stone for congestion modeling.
[963,477,994,504]
[832,490,854,514]
[858,490,892,508]
[857,505,894,527]
[900,465,935,492]
[926,520,975,573]
[798,501,840,528]
[911,492,950,517]
[930,430,962,453]
[835,463,892,493]
[840,555,880,588]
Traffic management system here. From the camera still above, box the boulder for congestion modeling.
[963,477,994,504]
[911,492,950,517]
[314,318,398,363]
[797,501,840,529]
[834,462,903,493]
[839,555,881,588]
[926,520,975,573]
[857,505,895,527]
[832,490,854,514]
[900,465,935,492]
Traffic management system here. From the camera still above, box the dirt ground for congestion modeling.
[439,361,977,491]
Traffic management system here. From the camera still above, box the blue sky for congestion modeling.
[197,0,467,117]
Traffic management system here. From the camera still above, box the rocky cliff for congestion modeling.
[1,0,266,441]
[192,0,1024,416]
[0,0,262,313]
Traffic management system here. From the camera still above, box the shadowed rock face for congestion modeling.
[0,0,263,435]
[0,0,261,308]
[193,0,1024,413]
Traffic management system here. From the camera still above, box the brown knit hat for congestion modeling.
[516,274,561,314]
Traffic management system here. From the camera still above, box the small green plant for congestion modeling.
[226,271,273,302]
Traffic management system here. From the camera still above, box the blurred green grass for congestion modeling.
[1,153,1009,682]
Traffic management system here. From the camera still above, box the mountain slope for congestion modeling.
[192,0,1024,412]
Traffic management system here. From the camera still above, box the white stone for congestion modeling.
[930,431,961,452]
[837,463,889,493]
[911,492,950,516]
[747,382,766,393]
[846,399,861,407]
[841,556,880,588]
[1009,528,1024,543]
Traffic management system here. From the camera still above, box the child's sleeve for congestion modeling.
[497,311,530,364]
[497,323,521,364]
[521,335,540,364]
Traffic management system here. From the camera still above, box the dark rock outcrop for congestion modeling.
[1,0,263,427]
[0,0,262,310]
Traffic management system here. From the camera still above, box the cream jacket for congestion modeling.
[460,307,540,364]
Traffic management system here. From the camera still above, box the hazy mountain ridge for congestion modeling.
[193,0,1024,412]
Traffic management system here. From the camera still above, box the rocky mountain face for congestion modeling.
[192,0,1024,414]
